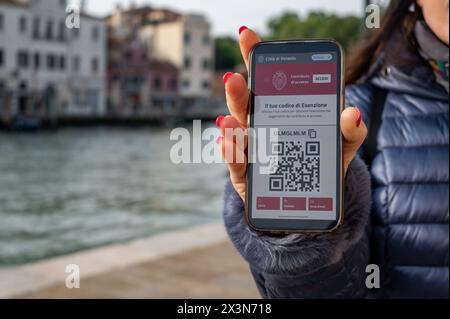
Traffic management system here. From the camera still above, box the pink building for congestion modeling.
[107,39,179,117]
[149,60,179,111]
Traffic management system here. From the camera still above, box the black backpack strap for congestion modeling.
[363,86,388,167]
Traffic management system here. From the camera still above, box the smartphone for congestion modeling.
[246,40,344,233]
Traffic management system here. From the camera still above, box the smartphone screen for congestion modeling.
[247,41,343,232]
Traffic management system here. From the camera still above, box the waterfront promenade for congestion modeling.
[0,223,259,299]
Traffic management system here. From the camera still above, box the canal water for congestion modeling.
[0,126,227,266]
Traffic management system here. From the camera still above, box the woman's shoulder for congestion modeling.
[345,82,375,115]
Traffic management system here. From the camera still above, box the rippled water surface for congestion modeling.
[0,127,227,266]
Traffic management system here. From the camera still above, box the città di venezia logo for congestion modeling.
[272,71,287,91]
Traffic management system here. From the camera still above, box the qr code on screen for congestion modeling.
[268,141,320,192]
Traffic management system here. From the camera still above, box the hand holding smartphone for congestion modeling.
[218,29,367,234]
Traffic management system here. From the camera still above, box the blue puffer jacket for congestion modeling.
[222,55,449,298]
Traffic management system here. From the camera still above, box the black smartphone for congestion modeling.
[246,40,344,233]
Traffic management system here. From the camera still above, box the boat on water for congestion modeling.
[11,116,43,131]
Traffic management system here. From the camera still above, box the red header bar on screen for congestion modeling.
[254,62,337,96]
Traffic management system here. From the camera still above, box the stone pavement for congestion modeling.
[0,223,260,299]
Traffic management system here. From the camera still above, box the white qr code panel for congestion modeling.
[268,141,320,193]
[251,125,337,220]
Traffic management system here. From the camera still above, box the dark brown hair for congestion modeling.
[346,0,423,84]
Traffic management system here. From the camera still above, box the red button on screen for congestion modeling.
[282,197,306,211]
[309,198,333,211]
[257,197,280,210]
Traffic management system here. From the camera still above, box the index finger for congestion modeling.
[239,27,261,70]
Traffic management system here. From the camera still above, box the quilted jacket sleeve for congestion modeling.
[223,156,372,299]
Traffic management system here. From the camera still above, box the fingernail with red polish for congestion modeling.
[216,136,223,145]
[216,115,225,128]
[356,107,362,128]
[239,26,248,35]
[223,72,233,85]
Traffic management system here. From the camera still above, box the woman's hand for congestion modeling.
[217,27,368,201]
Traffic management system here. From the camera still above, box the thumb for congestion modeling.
[341,107,368,173]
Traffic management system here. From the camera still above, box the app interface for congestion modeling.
[251,52,339,221]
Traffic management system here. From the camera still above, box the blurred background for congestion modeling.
[0,0,384,298]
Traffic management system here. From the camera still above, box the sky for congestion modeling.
[81,0,365,37]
